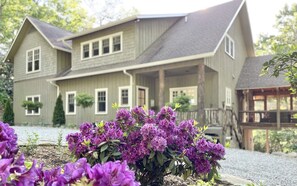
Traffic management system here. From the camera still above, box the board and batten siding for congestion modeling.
[14,26,57,81]
[135,17,180,57]
[71,22,136,71]
[57,51,71,74]
[155,73,218,111]
[208,16,249,114]
[14,76,57,125]
[57,72,130,125]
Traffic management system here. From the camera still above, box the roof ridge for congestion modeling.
[26,16,73,34]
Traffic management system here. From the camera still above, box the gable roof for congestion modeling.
[50,0,254,81]
[4,16,73,63]
[236,55,290,90]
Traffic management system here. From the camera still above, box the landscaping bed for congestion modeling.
[17,145,232,185]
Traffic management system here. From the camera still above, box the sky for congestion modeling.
[121,0,296,42]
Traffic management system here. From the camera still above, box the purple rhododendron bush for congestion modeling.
[67,106,225,185]
[0,121,139,185]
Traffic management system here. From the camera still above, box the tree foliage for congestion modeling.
[168,95,191,112]
[52,94,65,127]
[258,3,297,93]
[84,0,138,26]
[2,98,14,125]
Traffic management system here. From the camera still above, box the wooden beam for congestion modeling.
[158,69,165,109]
[197,64,205,124]
[276,88,281,129]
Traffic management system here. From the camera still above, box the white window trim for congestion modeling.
[95,88,108,115]
[26,46,41,74]
[169,86,197,105]
[81,32,123,61]
[225,87,232,107]
[136,86,149,107]
[25,95,41,116]
[225,35,235,59]
[66,91,76,115]
[118,86,130,107]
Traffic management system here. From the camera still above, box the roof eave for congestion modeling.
[236,85,291,90]
[48,51,214,82]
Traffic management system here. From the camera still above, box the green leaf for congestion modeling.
[183,156,192,166]
[100,152,105,162]
[157,152,164,166]
[207,168,215,181]
[98,141,107,148]
[149,151,155,159]
[169,160,175,170]
[102,155,109,163]
[24,161,33,169]
[112,151,121,156]
[100,144,109,152]
[143,157,147,166]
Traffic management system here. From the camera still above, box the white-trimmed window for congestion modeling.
[66,91,76,115]
[119,86,130,107]
[169,86,197,105]
[225,35,235,58]
[26,47,40,73]
[25,95,40,115]
[81,32,122,60]
[225,87,232,107]
[95,88,108,114]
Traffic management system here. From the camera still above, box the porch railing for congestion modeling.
[176,108,234,126]
[239,110,297,125]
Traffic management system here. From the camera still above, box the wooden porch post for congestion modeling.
[158,69,165,109]
[197,63,205,124]
[276,88,281,129]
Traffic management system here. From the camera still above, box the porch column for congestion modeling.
[265,129,270,153]
[158,69,165,109]
[276,88,281,129]
[197,63,205,124]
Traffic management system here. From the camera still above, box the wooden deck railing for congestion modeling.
[176,108,234,126]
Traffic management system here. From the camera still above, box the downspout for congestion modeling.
[123,69,133,110]
[49,80,60,97]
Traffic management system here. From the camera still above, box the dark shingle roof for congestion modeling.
[28,17,73,51]
[139,0,243,62]
[236,55,290,90]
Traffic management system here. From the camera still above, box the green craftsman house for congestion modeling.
[4,0,297,150]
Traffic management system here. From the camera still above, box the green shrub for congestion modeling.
[52,94,65,127]
[2,99,14,125]
[24,132,39,155]
[76,93,94,108]
[21,100,43,110]
[168,95,191,112]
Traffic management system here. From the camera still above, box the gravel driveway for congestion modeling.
[12,127,297,185]
[219,148,297,186]
[12,126,78,146]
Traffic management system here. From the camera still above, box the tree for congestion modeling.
[258,3,297,93]
[83,0,138,26]
[52,94,66,127]
[0,62,13,99]
[2,98,14,125]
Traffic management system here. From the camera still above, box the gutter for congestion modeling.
[123,70,133,110]
[49,80,60,97]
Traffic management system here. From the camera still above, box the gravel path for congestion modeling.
[12,127,297,185]
[12,126,78,146]
[219,148,297,186]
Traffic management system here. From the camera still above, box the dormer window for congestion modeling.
[102,38,110,55]
[26,47,40,73]
[225,35,235,58]
[80,32,122,60]
[113,35,121,52]
[92,41,99,56]
[83,44,90,59]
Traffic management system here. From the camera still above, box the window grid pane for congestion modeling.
[83,44,90,58]
[92,41,99,56]
[113,36,121,52]
[68,94,75,113]
[97,91,106,112]
[121,89,129,105]
[102,39,110,54]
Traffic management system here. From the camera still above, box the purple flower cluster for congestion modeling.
[186,138,225,174]
[0,122,18,159]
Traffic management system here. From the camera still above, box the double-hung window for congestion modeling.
[26,47,40,73]
[225,35,235,58]
[119,86,130,107]
[25,95,40,115]
[81,32,122,60]
[95,88,108,114]
[66,91,76,115]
